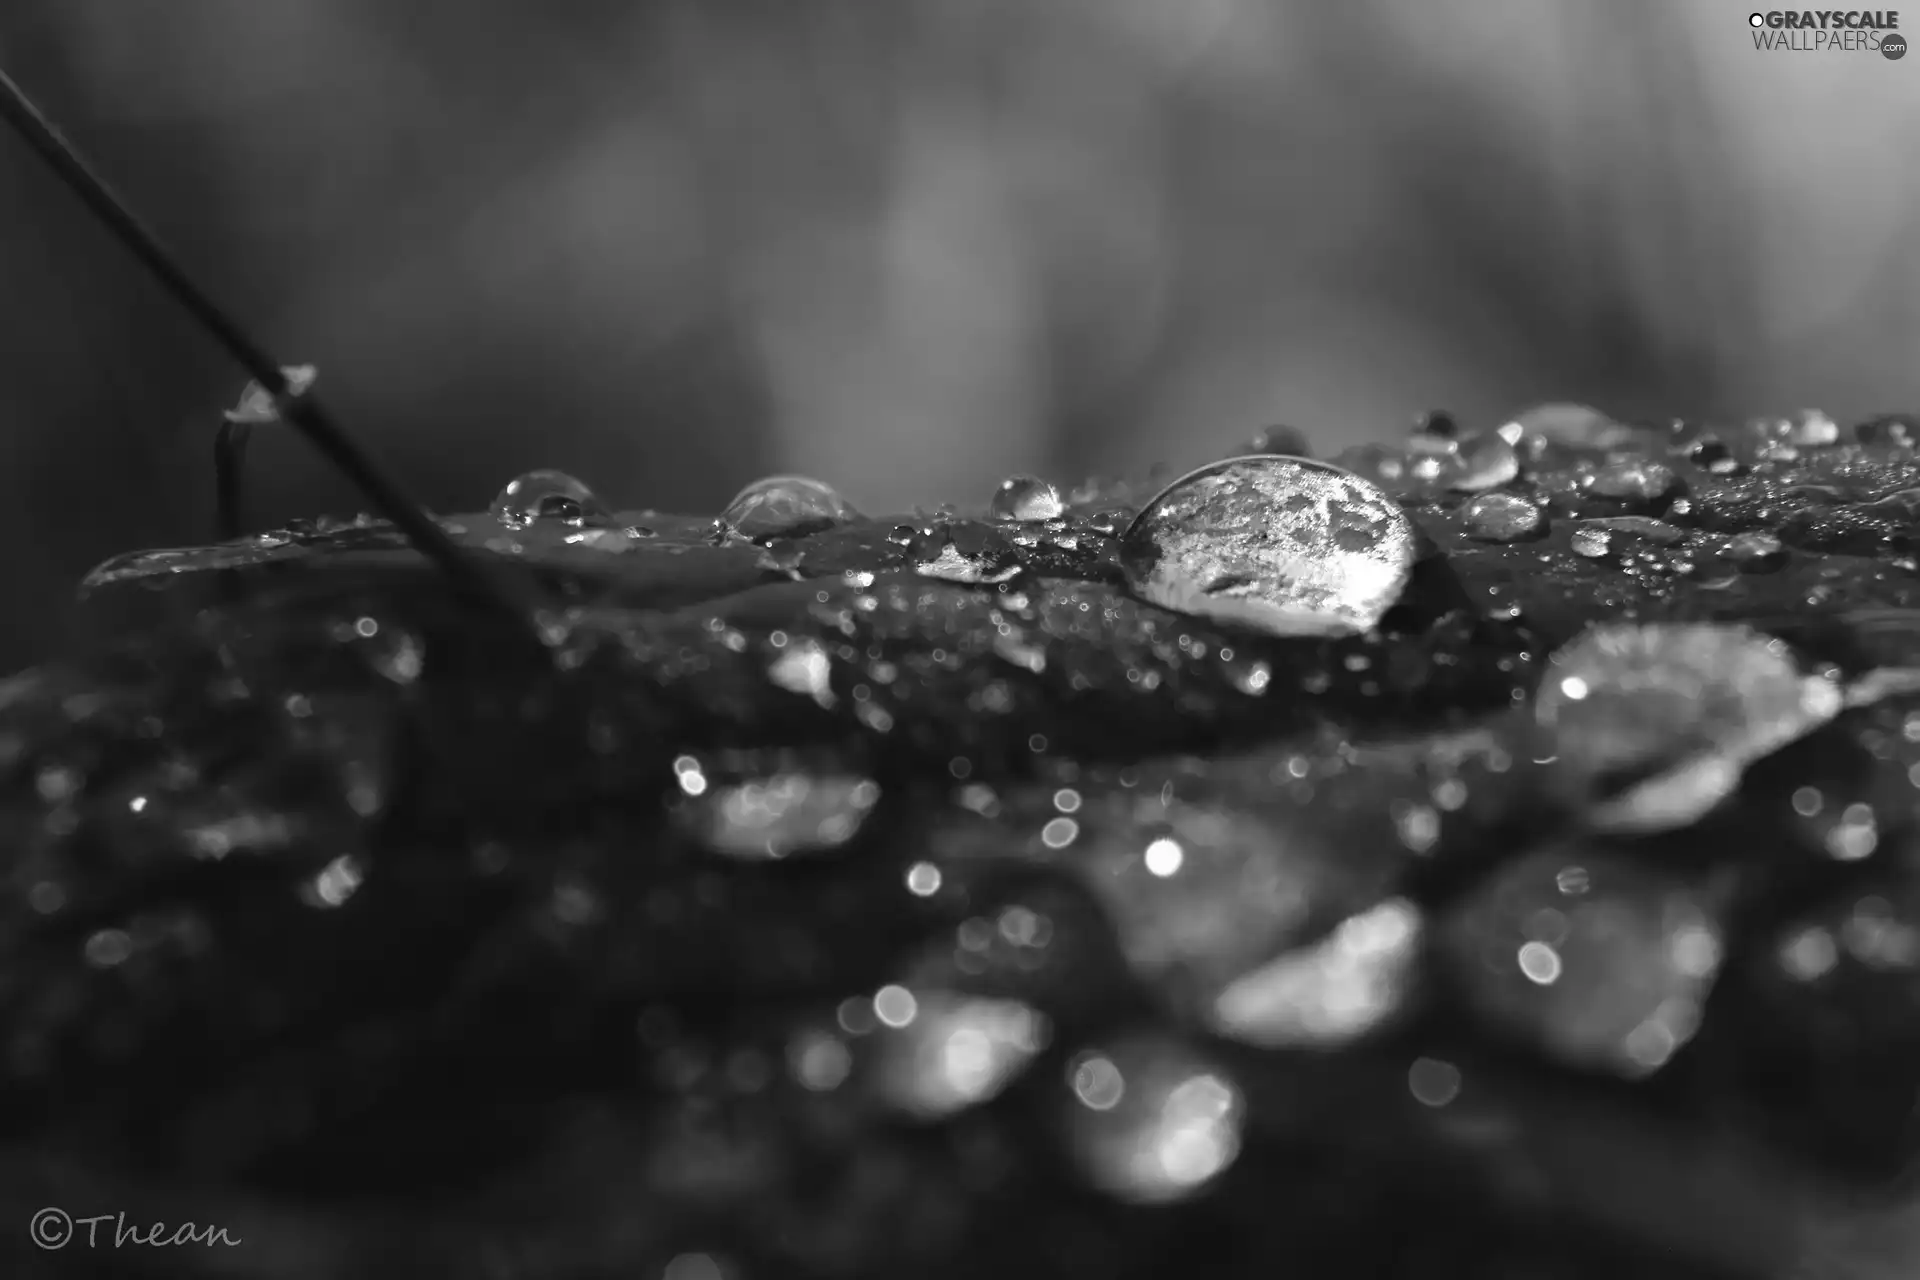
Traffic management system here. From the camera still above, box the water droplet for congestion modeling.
[862,991,1049,1119]
[990,475,1065,522]
[224,365,317,426]
[1540,624,1845,832]
[1062,1035,1244,1204]
[1209,898,1422,1047]
[913,532,1021,585]
[1569,526,1612,559]
[1506,403,1642,452]
[1724,531,1788,573]
[767,637,835,708]
[1588,460,1680,504]
[674,757,881,860]
[1120,456,1418,638]
[1445,853,1722,1078]
[491,470,610,530]
[1461,493,1546,543]
[1856,413,1920,449]
[1579,516,1685,546]
[716,475,858,542]
[1447,434,1520,493]
[1246,423,1311,456]
[1782,409,1840,447]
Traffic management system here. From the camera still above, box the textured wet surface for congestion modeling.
[11,409,1920,1277]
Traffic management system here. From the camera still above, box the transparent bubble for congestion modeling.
[491,470,611,530]
[716,475,858,542]
[1119,456,1418,638]
[990,475,1065,522]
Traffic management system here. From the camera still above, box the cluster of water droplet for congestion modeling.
[34,397,1920,1275]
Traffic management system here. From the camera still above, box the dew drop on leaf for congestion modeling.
[490,470,611,530]
[990,475,1065,522]
[716,476,859,542]
[1119,456,1418,638]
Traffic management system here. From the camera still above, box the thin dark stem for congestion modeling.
[0,68,553,648]
[215,419,251,543]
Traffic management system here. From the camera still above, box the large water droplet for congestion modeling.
[1062,1034,1244,1204]
[491,470,610,530]
[990,475,1065,522]
[1119,456,1419,638]
[716,476,858,542]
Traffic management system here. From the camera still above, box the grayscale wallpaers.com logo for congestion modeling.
[1748,10,1906,56]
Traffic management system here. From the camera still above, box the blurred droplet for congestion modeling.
[863,991,1049,1119]
[1245,423,1311,456]
[1445,853,1723,1077]
[1506,403,1642,453]
[224,365,317,427]
[1210,898,1422,1047]
[717,476,858,542]
[1724,531,1788,573]
[1447,434,1520,493]
[991,475,1065,522]
[1539,624,1844,831]
[1062,1035,1243,1204]
[672,751,881,860]
[1120,456,1418,637]
[1589,460,1680,504]
[491,470,610,530]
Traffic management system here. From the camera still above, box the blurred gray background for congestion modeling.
[1,0,1916,671]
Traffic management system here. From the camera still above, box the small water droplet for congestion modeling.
[491,470,610,530]
[716,475,858,542]
[990,475,1065,522]
[1120,456,1418,638]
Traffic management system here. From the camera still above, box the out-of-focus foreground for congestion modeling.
[0,0,1915,670]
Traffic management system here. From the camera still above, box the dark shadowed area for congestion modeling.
[0,0,1915,672]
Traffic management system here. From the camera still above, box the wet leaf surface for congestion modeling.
[12,410,1920,1277]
